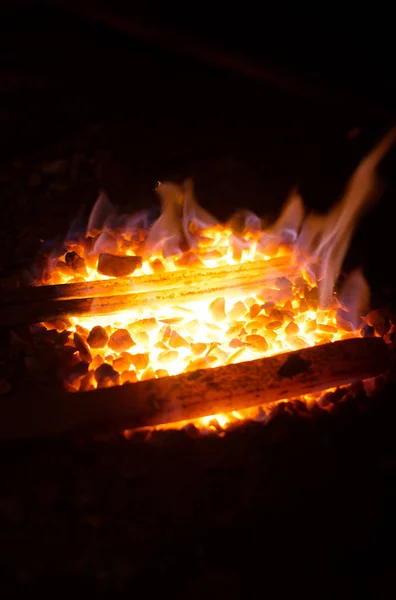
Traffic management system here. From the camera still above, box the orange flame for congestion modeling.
[39,129,396,432]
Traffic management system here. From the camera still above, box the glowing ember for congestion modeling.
[36,129,396,432]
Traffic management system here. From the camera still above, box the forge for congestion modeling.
[4,4,396,595]
[2,128,395,440]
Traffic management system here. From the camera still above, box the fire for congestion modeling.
[37,129,396,432]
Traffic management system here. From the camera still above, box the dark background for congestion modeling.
[1,1,396,294]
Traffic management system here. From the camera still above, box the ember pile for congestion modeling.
[41,241,354,392]
[7,127,394,436]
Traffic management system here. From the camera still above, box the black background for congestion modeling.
[1,1,396,293]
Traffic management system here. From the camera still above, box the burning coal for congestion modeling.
[31,128,396,431]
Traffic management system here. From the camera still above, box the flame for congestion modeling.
[38,130,396,432]
[297,126,396,307]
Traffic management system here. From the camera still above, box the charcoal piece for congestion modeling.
[87,326,109,349]
[229,338,246,348]
[129,353,149,370]
[249,304,262,319]
[120,370,138,384]
[54,330,71,347]
[285,321,299,335]
[150,258,165,273]
[209,297,226,321]
[73,332,92,363]
[97,253,143,277]
[65,251,85,271]
[79,372,95,392]
[267,308,285,321]
[108,329,135,352]
[75,324,89,338]
[366,309,390,337]
[94,363,120,387]
[246,334,268,352]
[384,329,396,348]
[66,361,89,386]
[169,330,189,349]
[113,355,132,373]
[361,324,375,337]
[42,318,71,332]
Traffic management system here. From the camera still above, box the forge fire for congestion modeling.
[27,129,395,433]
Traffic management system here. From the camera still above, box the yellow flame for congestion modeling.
[39,129,396,432]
